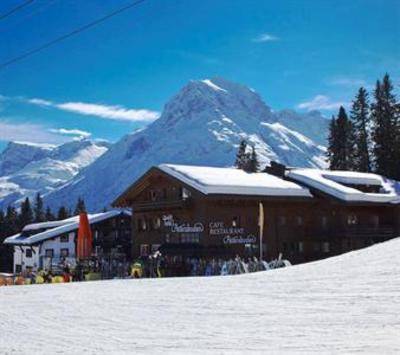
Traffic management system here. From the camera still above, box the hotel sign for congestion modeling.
[223,235,256,244]
[209,222,256,244]
[209,222,244,236]
[171,223,204,233]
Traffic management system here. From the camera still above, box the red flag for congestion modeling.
[77,212,93,259]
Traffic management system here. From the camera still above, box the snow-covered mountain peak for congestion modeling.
[42,77,328,211]
[0,141,54,177]
[158,77,273,130]
[0,139,109,209]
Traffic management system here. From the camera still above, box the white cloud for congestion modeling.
[28,98,53,106]
[28,97,160,122]
[48,128,91,139]
[252,33,279,43]
[0,121,71,145]
[297,95,350,111]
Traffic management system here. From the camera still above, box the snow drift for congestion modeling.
[1,238,399,354]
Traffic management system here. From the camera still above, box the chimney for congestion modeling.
[264,161,286,178]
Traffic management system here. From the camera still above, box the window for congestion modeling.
[149,190,157,201]
[162,188,167,199]
[140,244,149,256]
[60,234,69,243]
[142,218,147,231]
[60,248,69,257]
[371,215,379,226]
[45,249,54,258]
[278,216,286,226]
[151,244,161,253]
[138,218,147,232]
[180,234,200,244]
[321,216,328,228]
[296,216,303,226]
[25,249,32,258]
[322,242,330,253]
[347,214,358,225]
[290,241,304,253]
[153,217,161,230]
[232,216,240,227]
[15,264,22,273]
[182,187,191,200]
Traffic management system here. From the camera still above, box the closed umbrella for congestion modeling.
[77,212,93,259]
[259,202,264,260]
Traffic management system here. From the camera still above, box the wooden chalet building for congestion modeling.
[4,210,132,273]
[113,163,400,264]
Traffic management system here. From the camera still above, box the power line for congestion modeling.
[0,0,147,71]
[0,0,58,34]
[0,0,34,22]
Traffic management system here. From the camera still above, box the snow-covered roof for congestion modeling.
[4,210,131,246]
[287,168,400,203]
[158,164,312,197]
[22,215,81,232]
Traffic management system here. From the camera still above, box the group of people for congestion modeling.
[133,253,290,278]
[3,253,290,285]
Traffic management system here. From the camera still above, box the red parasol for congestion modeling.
[76,212,93,259]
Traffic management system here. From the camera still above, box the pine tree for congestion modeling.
[235,140,249,170]
[327,107,355,170]
[246,146,260,172]
[5,205,18,236]
[19,197,33,228]
[0,210,13,272]
[57,206,69,220]
[0,210,5,239]
[45,206,56,221]
[350,87,371,172]
[371,74,399,179]
[327,116,339,169]
[34,192,45,222]
[74,197,86,215]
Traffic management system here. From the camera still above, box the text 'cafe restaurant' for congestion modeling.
[113,163,400,264]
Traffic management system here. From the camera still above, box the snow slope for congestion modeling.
[45,77,328,211]
[1,238,399,354]
[0,140,109,209]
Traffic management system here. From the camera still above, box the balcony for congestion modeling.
[132,198,192,212]
[342,225,395,239]
[308,225,396,240]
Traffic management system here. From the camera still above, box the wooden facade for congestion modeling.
[114,167,400,264]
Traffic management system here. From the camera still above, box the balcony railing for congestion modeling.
[132,198,192,212]
[342,225,395,239]
[308,225,396,239]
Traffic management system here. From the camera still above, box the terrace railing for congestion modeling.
[132,198,192,212]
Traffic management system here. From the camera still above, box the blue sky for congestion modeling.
[0,0,399,151]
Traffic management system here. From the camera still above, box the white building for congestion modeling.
[3,210,131,274]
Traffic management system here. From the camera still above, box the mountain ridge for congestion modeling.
[0,139,110,210]
[42,77,329,211]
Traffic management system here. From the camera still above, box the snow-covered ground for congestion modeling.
[1,239,400,354]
